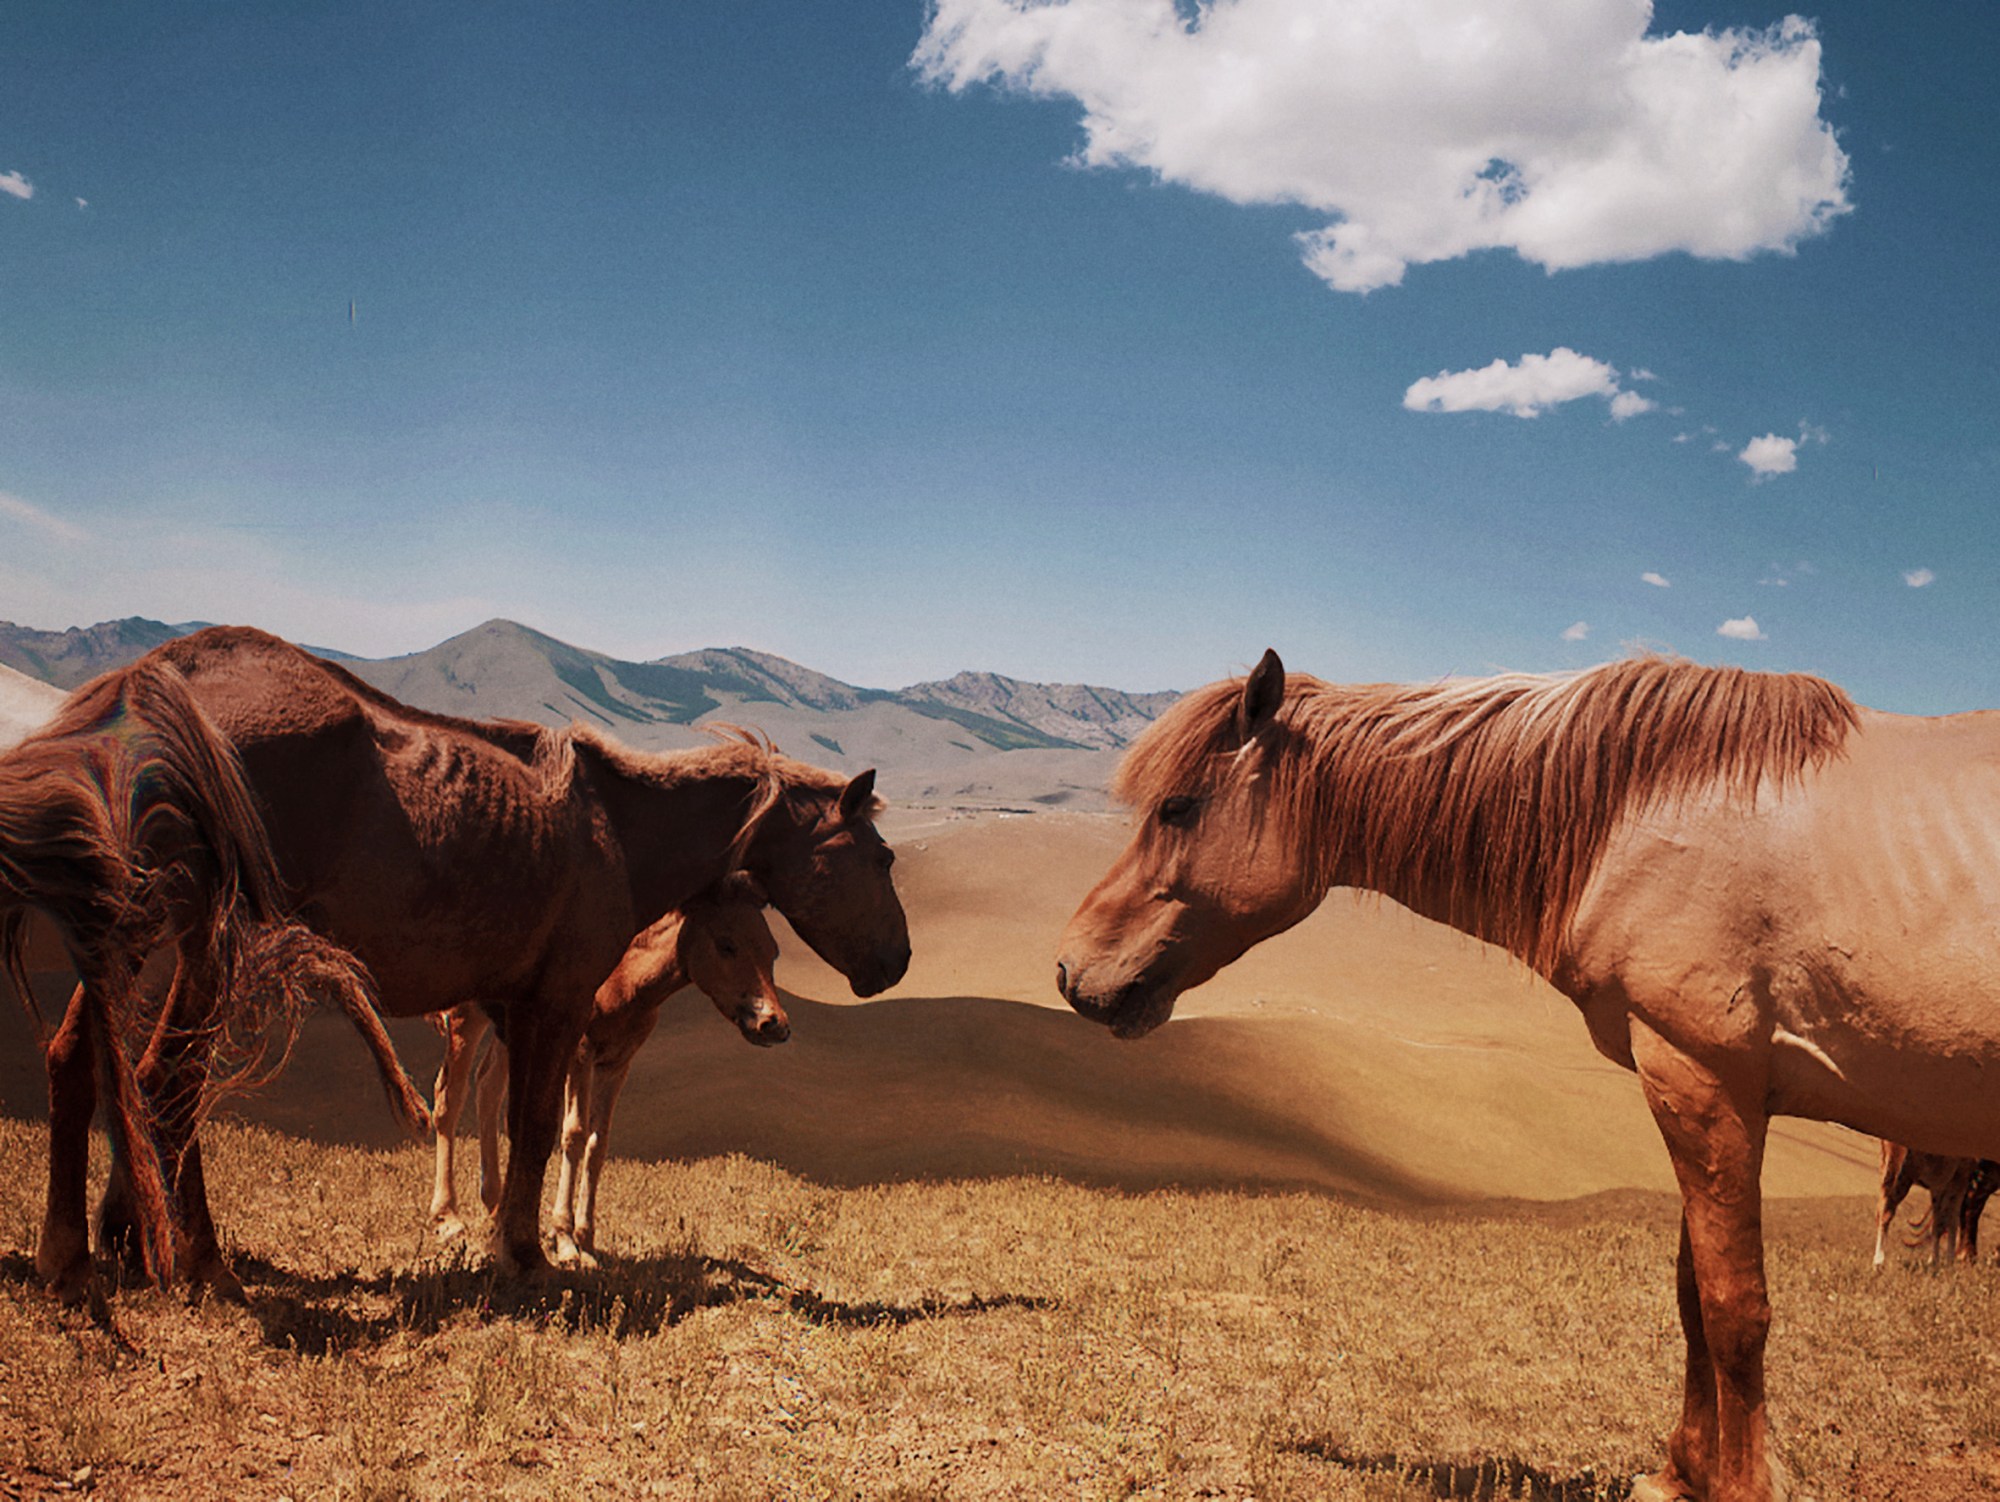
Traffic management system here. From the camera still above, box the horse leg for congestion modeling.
[1630,1018,1783,1502]
[575,1055,634,1263]
[476,1037,509,1217]
[137,951,242,1302]
[38,984,97,1301]
[494,1003,583,1275]
[429,1008,489,1240]
[551,1048,594,1267]
[1874,1142,1912,1269]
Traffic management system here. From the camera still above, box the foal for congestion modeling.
[429,879,786,1263]
[1875,1142,2000,1267]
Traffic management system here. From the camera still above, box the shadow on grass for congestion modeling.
[1284,1438,1633,1502]
[230,1247,1053,1357]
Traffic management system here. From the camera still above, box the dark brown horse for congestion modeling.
[1056,648,2000,1502]
[85,626,906,1283]
[2,658,422,1297]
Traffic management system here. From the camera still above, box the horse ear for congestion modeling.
[838,768,878,821]
[1237,649,1285,740]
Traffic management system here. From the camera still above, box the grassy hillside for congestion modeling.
[0,1118,1993,1500]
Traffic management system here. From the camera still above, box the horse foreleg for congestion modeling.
[550,1049,594,1267]
[1631,1018,1783,1502]
[575,1055,635,1262]
[38,984,96,1301]
[475,1037,509,1217]
[429,1008,489,1240]
[494,1006,582,1275]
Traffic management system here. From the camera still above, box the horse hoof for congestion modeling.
[1630,1470,1697,1502]
[552,1237,599,1271]
[434,1214,468,1244]
[186,1258,248,1306]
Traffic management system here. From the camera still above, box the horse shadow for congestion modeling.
[229,1247,1053,1357]
[1281,1437,1635,1502]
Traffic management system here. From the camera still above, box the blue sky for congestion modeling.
[2,2,1995,709]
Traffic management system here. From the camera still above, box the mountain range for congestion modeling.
[0,617,1180,810]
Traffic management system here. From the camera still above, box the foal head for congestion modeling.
[1057,650,1319,1038]
[746,761,910,998]
[679,877,788,1046]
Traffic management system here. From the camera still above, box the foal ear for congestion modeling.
[1237,649,1285,740]
[837,768,878,821]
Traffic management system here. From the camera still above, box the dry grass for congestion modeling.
[1,1116,1997,1500]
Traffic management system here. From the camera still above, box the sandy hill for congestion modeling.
[0,662,66,750]
[0,810,1877,1208]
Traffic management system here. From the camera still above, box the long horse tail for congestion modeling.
[228,923,432,1137]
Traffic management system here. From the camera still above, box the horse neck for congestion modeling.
[1299,698,1581,973]
[589,754,763,925]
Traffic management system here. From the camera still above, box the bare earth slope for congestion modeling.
[0,810,1875,1204]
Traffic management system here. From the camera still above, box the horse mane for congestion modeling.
[1115,655,1859,972]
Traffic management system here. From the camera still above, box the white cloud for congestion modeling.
[1904,567,1935,588]
[74,197,87,211]
[1403,347,1654,420]
[1738,433,1799,478]
[1642,571,1670,588]
[0,170,32,201]
[0,491,89,544]
[1561,620,1590,641]
[1717,615,1767,641]
[916,1,1850,293]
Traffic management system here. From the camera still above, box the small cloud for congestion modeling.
[1641,571,1671,588]
[1904,567,1935,588]
[1629,368,1660,383]
[1404,347,1655,422]
[1717,616,1767,641]
[1672,432,1694,444]
[1739,434,1799,479]
[0,170,32,201]
[1561,621,1590,642]
[74,197,87,210]
[0,491,89,543]
[1798,420,1831,446]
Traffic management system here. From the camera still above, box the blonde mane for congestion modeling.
[1115,656,1858,972]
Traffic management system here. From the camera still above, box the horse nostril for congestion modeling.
[1055,961,1069,999]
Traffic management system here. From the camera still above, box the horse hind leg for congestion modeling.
[1874,1142,1914,1269]
[1629,1017,1789,1502]
[38,984,97,1303]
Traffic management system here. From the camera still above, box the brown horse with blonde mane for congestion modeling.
[73,625,907,1286]
[2,659,424,1299]
[429,874,786,1264]
[1059,648,2000,1502]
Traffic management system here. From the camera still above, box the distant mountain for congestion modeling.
[0,616,1178,809]
[0,616,186,688]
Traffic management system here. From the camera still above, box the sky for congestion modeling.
[2,2,1996,709]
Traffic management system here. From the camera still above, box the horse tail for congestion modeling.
[228,923,431,1137]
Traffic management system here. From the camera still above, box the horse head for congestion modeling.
[1056,649,1321,1038]
[680,875,789,1046]
[749,766,910,998]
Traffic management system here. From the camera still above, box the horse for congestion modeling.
[428,874,788,1264]
[77,625,905,1284]
[0,658,427,1299]
[1874,1143,2000,1267]
[1057,648,2000,1502]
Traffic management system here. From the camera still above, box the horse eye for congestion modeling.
[1157,795,1198,826]
[717,940,739,958]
